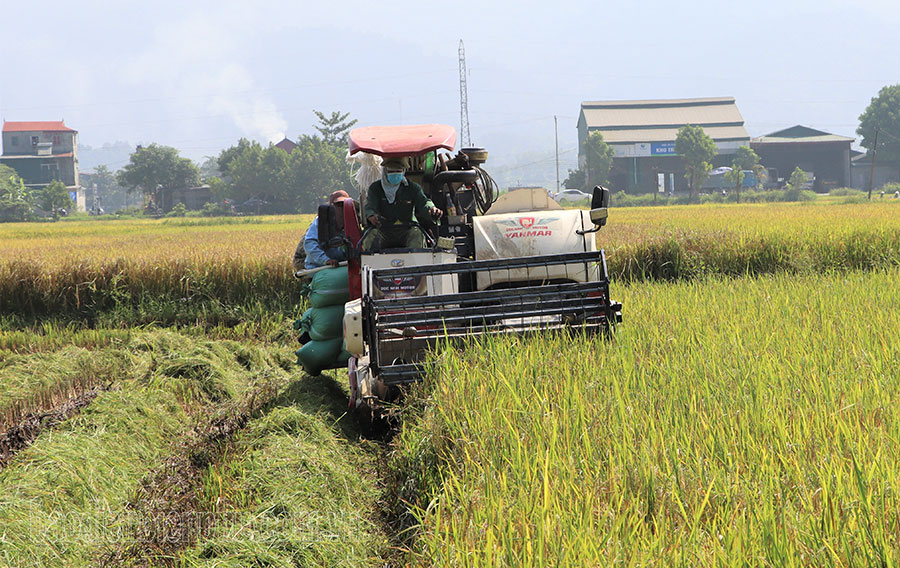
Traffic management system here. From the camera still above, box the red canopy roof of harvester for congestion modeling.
[348,124,456,158]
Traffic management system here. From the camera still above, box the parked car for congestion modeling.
[554,189,591,203]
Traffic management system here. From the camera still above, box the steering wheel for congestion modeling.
[358,220,437,253]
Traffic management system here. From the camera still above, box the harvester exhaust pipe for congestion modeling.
[432,170,479,186]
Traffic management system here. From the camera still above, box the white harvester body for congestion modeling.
[343,188,617,409]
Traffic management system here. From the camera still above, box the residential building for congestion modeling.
[1,120,85,211]
[274,138,297,153]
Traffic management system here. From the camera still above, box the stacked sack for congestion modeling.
[295,266,352,376]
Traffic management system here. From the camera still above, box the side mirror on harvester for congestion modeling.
[590,185,609,228]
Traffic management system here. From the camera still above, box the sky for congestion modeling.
[1,0,898,187]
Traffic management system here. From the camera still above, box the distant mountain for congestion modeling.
[488,150,579,191]
[78,141,134,172]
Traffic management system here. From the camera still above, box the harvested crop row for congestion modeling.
[174,374,391,567]
[0,344,133,434]
[0,330,293,568]
[391,268,900,565]
[99,375,286,567]
[0,385,107,471]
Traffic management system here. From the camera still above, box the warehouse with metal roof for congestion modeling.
[750,125,853,192]
[577,97,750,193]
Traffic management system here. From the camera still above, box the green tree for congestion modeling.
[40,180,73,220]
[0,165,34,222]
[88,164,135,212]
[89,165,116,212]
[165,202,187,217]
[724,165,744,201]
[562,168,586,191]
[733,145,760,171]
[116,144,200,211]
[675,125,717,201]
[858,84,900,166]
[313,110,358,146]
[222,140,271,205]
[197,156,220,179]
[787,166,808,192]
[215,112,355,214]
[287,135,353,212]
[0,165,29,202]
[206,176,229,201]
[583,131,614,190]
[725,146,760,202]
[92,164,116,192]
[217,138,252,176]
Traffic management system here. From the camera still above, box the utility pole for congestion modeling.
[458,40,471,147]
[554,116,560,193]
[867,127,879,200]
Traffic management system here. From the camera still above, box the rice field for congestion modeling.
[0,216,313,322]
[603,201,900,281]
[392,269,900,566]
[1,200,899,566]
[0,201,898,321]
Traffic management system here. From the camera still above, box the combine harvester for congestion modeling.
[310,124,622,411]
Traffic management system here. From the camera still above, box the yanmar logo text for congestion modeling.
[498,216,558,238]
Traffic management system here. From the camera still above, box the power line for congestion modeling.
[876,128,900,143]
[491,146,578,172]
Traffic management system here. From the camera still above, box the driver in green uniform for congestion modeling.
[361,156,442,251]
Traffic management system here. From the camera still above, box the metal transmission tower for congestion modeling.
[458,40,471,147]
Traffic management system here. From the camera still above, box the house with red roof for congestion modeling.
[274,137,297,153]
[1,120,84,211]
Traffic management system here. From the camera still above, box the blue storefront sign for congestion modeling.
[651,142,676,156]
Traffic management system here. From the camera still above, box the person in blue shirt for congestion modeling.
[292,190,350,272]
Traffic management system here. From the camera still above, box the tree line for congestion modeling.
[118,111,357,215]
[0,111,358,221]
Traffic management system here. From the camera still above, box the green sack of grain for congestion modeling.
[296,337,344,376]
[300,305,345,341]
[308,266,350,308]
